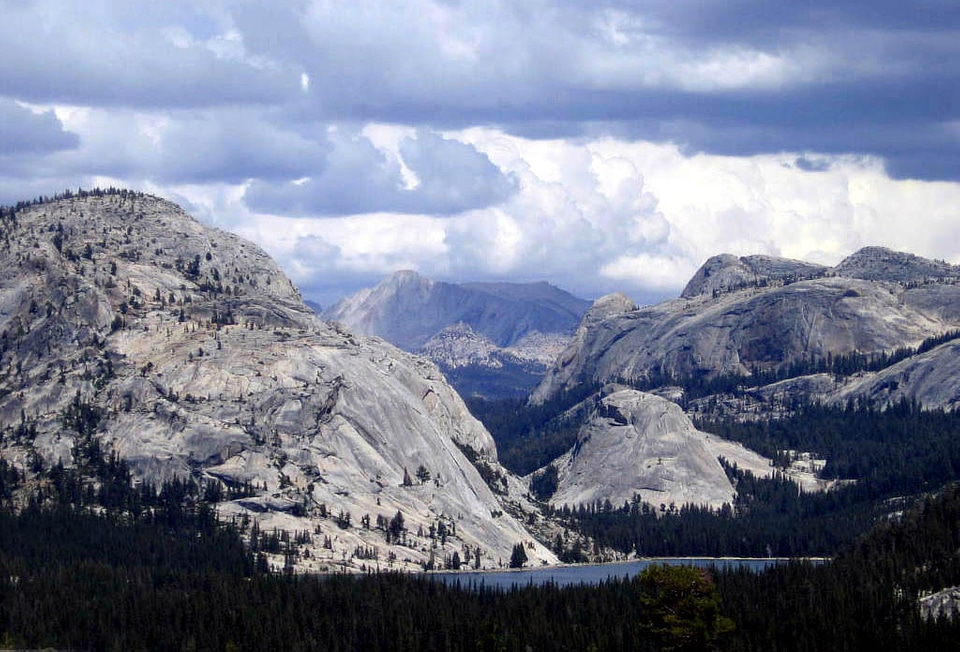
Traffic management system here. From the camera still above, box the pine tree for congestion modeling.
[509,542,528,568]
[637,564,734,651]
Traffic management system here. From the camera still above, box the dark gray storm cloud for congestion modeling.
[0,107,329,189]
[1,0,958,191]
[229,1,960,180]
[0,100,78,155]
[0,1,300,108]
[130,112,328,184]
[628,0,960,43]
[244,130,518,216]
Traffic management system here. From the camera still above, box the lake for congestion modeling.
[427,557,824,589]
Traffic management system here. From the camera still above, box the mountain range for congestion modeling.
[322,271,590,398]
[511,246,960,510]
[533,247,960,412]
[6,190,960,573]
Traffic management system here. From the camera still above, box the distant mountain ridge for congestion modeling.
[323,271,590,397]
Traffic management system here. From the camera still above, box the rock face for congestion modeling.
[540,389,776,510]
[416,323,576,399]
[920,586,960,621]
[0,192,554,570]
[323,271,590,397]
[533,249,960,406]
[681,254,828,299]
[833,246,960,283]
[834,339,960,411]
[419,323,571,372]
[521,248,960,511]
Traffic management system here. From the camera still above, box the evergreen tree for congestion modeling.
[509,543,528,568]
[637,565,734,651]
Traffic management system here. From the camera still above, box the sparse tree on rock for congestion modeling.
[416,464,431,484]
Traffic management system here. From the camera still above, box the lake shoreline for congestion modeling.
[419,556,830,588]
[423,555,832,574]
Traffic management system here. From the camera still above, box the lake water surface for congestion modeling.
[429,558,822,589]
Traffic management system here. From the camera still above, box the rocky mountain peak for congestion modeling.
[681,253,828,299]
[386,269,433,290]
[325,273,588,350]
[0,191,555,571]
[582,293,637,327]
[323,271,590,398]
[8,191,303,310]
[419,323,501,369]
[833,246,960,283]
[526,293,638,405]
[534,244,960,408]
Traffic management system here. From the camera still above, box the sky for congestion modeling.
[2,1,960,307]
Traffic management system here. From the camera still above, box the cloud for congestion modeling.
[441,134,688,301]
[423,131,960,302]
[233,1,959,180]
[793,156,832,173]
[3,1,959,181]
[0,100,78,155]
[0,0,301,108]
[58,128,956,310]
[637,0,960,44]
[137,111,328,184]
[0,101,85,202]
[238,211,450,306]
[591,138,960,271]
[243,129,517,216]
[287,234,346,303]
[8,107,328,187]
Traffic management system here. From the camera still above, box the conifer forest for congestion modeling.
[1,445,960,650]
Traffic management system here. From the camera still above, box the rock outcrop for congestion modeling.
[538,389,780,510]
[0,192,554,571]
[920,586,960,621]
[834,339,960,411]
[681,253,828,299]
[833,246,960,284]
[533,249,960,407]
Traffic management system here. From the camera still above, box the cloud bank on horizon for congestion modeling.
[1,0,959,306]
